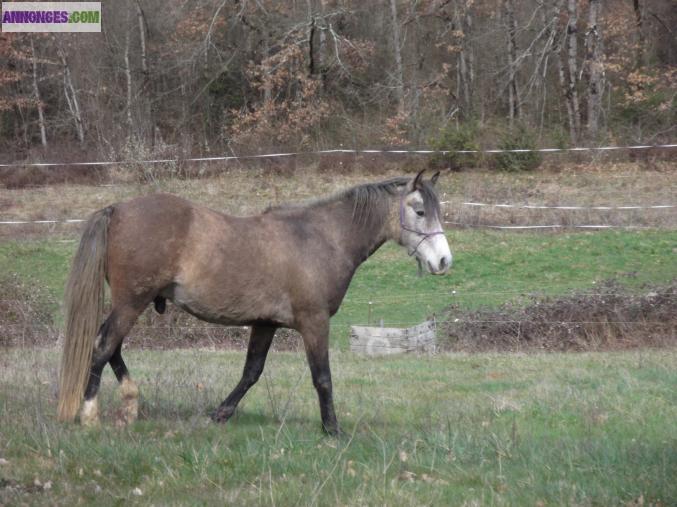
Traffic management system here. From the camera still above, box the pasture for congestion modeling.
[1,0,675,501]
[1,348,676,505]
[1,165,676,505]
[1,228,676,348]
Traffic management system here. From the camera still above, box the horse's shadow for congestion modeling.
[131,398,318,431]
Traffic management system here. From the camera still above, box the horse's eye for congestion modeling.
[416,210,425,217]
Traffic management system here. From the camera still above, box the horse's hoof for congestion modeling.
[322,424,342,437]
[211,406,235,424]
[119,378,139,425]
[80,399,100,427]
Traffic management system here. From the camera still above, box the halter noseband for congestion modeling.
[399,193,445,258]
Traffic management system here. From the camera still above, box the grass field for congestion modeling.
[0,348,675,505]
[1,163,676,240]
[1,167,675,505]
[1,229,676,347]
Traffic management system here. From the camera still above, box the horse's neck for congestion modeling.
[332,196,394,267]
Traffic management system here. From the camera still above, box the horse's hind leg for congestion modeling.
[212,325,276,423]
[109,344,139,425]
[81,304,143,426]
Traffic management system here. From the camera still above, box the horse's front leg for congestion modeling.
[212,324,276,423]
[299,315,340,435]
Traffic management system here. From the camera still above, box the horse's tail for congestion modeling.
[57,206,113,422]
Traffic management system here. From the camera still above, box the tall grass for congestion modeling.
[0,348,675,505]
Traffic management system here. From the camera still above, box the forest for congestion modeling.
[0,0,675,162]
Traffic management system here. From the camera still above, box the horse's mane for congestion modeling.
[264,177,440,226]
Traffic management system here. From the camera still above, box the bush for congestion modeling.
[493,124,542,172]
[429,123,480,170]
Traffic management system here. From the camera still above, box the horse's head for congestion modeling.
[398,170,452,275]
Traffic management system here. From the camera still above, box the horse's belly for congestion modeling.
[162,283,292,327]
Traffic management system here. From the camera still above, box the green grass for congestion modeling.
[0,348,675,505]
[1,230,675,504]
[1,229,676,347]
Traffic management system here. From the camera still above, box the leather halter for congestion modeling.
[399,193,445,258]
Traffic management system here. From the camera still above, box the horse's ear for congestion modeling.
[411,169,425,190]
[430,171,441,187]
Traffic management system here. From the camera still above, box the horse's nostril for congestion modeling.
[439,256,447,270]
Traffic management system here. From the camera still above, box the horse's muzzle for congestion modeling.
[428,254,452,275]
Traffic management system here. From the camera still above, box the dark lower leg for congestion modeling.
[213,325,276,423]
[299,316,339,435]
[81,304,142,425]
[307,349,339,435]
[83,314,121,403]
[109,344,129,382]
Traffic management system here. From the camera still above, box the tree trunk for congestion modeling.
[504,0,520,125]
[465,8,475,110]
[30,38,47,147]
[123,25,134,139]
[551,1,576,143]
[262,28,272,105]
[455,3,472,117]
[57,44,85,143]
[556,50,576,142]
[389,0,405,115]
[136,0,157,147]
[136,1,148,76]
[632,0,644,69]
[318,0,326,80]
[565,0,580,141]
[307,0,326,88]
[586,0,604,138]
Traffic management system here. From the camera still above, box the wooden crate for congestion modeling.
[349,320,436,356]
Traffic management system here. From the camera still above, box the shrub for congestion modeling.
[493,124,542,172]
[429,123,480,170]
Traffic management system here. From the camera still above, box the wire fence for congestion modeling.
[1,143,675,231]
[3,284,674,350]
[447,202,675,210]
[1,143,675,168]
[0,319,671,331]
[1,200,674,228]
[2,288,673,328]
[2,287,672,307]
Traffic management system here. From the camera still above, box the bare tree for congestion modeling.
[455,1,474,117]
[0,0,673,157]
[585,0,604,138]
[123,19,134,139]
[56,42,85,144]
[136,1,148,76]
[28,37,48,147]
[504,0,520,125]
[554,19,576,143]
[632,0,645,69]
[389,0,405,115]
[565,0,581,141]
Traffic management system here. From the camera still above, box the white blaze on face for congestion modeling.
[401,190,452,275]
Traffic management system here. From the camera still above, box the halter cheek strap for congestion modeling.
[399,196,445,258]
